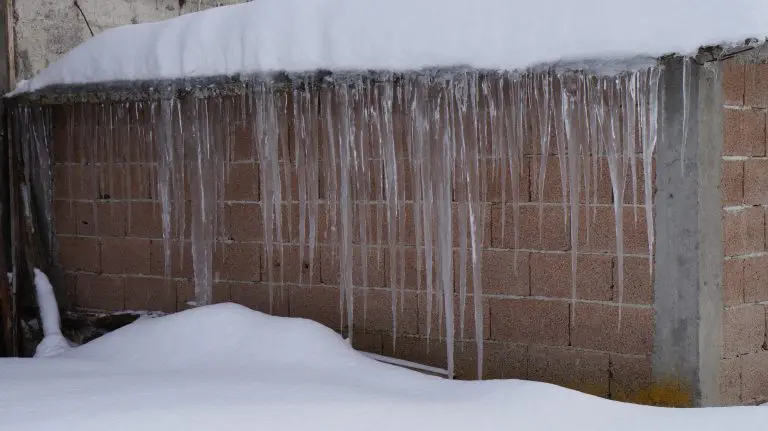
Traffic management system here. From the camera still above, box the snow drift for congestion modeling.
[2,303,768,431]
[10,0,768,94]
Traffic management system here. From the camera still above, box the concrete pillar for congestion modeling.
[653,58,724,406]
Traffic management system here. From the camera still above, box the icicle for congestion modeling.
[147,101,159,215]
[395,82,407,316]
[586,79,602,244]
[253,83,284,311]
[580,76,593,243]
[270,89,285,300]
[643,68,661,274]
[604,78,627,330]
[157,98,175,281]
[437,82,455,379]
[31,107,54,254]
[65,106,76,218]
[511,76,525,268]
[455,75,470,344]
[189,98,216,306]
[101,104,115,206]
[405,76,424,317]
[213,98,227,245]
[223,97,233,184]
[561,74,581,328]
[626,74,639,222]
[379,83,400,348]
[357,82,372,326]
[467,73,485,379]
[174,100,187,264]
[458,197,469,344]
[421,77,436,346]
[477,75,491,207]
[252,85,272,308]
[496,75,509,247]
[322,85,341,327]
[293,85,308,287]
[536,73,553,235]
[337,83,355,340]
[306,79,320,288]
[554,76,570,228]
[276,92,291,297]
[642,68,661,274]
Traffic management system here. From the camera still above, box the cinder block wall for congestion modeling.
[720,58,768,405]
[49,88,654,400]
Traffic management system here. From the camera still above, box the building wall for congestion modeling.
[12,0,245,83]
[720,57,768,405]
[48,89,655,400]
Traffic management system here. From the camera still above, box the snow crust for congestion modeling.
[2,303,768,430]
[10,0,768,94]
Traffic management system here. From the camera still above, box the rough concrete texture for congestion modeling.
[653,58,724,406]
[13,0,246,82]
[695,61,725,407]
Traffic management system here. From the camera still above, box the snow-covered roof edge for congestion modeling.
[8,0,768,97]
[6,58,664,105]
[9,44,766,106]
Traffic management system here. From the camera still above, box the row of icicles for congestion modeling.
[15,66,665,379]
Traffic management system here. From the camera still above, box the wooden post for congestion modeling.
[0,0,15,356]
[1,110,17,357]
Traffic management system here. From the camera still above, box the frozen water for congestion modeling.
[157,99,175,281]
[189,99,218,307]
[13,65,666,380]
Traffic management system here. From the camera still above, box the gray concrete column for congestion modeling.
[653,57,724,407]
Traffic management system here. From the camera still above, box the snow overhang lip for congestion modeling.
[3,58,661,105]
[6,39,766,105]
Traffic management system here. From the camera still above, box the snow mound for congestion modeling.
[2,303,768,430]
[10,0,768,94]
[58,303,369,371]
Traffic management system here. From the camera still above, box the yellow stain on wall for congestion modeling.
[619,381,694,407]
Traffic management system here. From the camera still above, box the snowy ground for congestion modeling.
[1,303,767,431]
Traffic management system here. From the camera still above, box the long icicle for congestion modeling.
[438,81,455,379]
[467,73,485,379]
[561,74,581,328]
[338,83,355,341]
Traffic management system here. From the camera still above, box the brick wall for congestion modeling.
[720,58,768,405]
[48,87,654,401]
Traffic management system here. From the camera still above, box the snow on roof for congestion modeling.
[3,303,768,430]
[10,0,768,95]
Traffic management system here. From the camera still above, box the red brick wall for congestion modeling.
[49,86,653,400]
[720,59,768,405]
